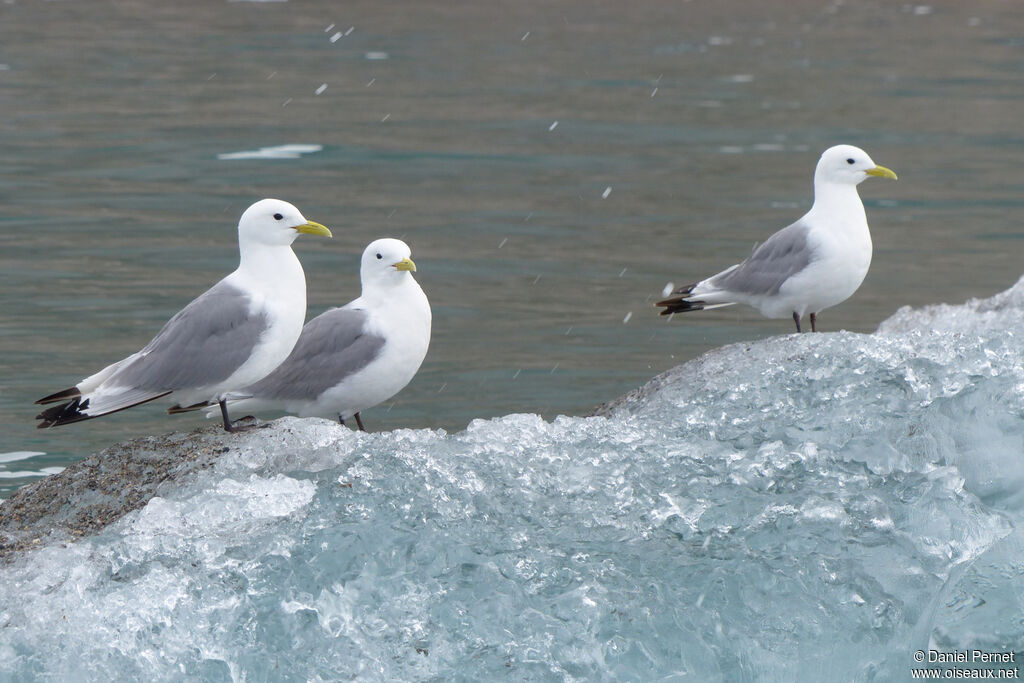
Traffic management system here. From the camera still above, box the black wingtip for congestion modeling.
[655,283,704,316]
[36,390,173,428]
[35,387,82,406]
[36,397,91,428]
[167,401,211,415]
[655,299,707,315]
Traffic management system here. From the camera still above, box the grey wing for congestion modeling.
[711,220,814,296]
[110,280,269,391]
[243,307,385,401]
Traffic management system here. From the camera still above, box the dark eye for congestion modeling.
[376,253,383,260]
[273,213,284,220]
[846,158,855,165]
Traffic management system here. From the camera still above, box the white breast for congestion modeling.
[305,278,431,419]
[196,245,308,403]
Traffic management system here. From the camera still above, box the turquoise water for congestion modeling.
[2,0,1024,493]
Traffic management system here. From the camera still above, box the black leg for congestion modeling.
[792,312,802,333]
[219,399,236,432]
[338,414,346,426]
[810,312,817,332]
[355,412,366,432]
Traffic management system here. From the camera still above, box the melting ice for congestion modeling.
[3,278,1024,680]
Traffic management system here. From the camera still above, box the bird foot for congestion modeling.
[223,414,265,432]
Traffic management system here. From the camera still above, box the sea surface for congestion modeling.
[2,0,1023,488]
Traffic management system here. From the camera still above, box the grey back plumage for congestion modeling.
[243,307,386,400]
[111,280,269,391]
[710,221,813,296]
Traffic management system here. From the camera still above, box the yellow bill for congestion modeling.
[294,221,333,237]
[394,257,417,272]
[866,165,898,180]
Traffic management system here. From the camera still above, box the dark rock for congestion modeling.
[0,422,255,562]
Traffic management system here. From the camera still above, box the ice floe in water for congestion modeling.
[0,452,61,483]
[3,278,1024,680]
[0,452,46,465]
[216,144,323,160]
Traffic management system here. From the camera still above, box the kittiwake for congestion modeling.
[35,199,333,431]
[207,237,431,431]
[656,144,897,332]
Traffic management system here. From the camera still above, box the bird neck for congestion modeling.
[361,275,426,311]
[237,242,305,293]
[808,181,867,227]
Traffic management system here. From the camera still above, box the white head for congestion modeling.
[814,145,898,187]
[361,238,417,290]
[237,198,332,248]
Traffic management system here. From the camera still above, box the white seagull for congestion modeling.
[35,199,332,432]
[209,238,431,431]
[656,144,897,332]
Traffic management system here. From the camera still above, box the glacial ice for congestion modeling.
[3,278,1024,680]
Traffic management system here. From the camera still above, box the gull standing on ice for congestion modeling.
[35,199,333,432]
[656,145,897,332]
[210,238,431,431]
